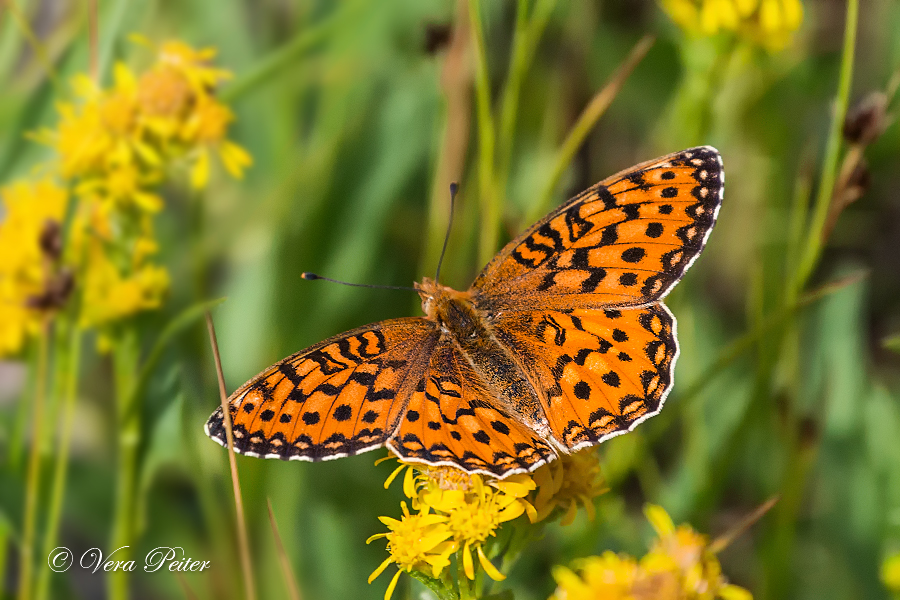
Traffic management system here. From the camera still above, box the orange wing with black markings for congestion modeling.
[206,318,439,461]
[472,146,723,310]
[489,305,678,450]
[386,338,557,476]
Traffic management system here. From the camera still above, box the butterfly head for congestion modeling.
[416,277,473,323]
[415,277,441,319]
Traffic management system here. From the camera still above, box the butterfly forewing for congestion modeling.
[472,147,723,310]
[386,339,557,477]
[489,305,677,449]
[206,318,439,461]
[205,147,723,478]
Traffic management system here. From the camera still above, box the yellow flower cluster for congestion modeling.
[532,449,608,524]
[661,0,803,50]
[369,451,608,599]
[549,504,752,600]
[0,179,68,354]
[0,39,250,355]
[37,37,250,190]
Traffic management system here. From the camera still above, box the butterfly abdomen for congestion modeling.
[420,279,550,437]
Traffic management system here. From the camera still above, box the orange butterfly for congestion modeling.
[206,147,723,478]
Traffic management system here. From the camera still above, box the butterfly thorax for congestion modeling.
[417,277,551,437]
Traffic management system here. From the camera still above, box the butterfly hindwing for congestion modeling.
[489,304,677,449]
[205,147,722,477]
[206,318,439,461]
[473,146,723,310]
[387,337,557,477]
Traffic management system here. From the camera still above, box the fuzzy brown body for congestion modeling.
[416,278,550,439]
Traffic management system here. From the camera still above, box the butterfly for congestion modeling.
[206,146,723,478]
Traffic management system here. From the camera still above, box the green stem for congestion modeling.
[408,570,459,600]
[530,35,654,223]
[108,328,141,600]
[35,327,83,600]
[96,0,130,84]
[783,165,813,304]
[0,522,7,599]
[496,0,558,210]
[17,319,51,600]
[468,0,500,267]
[495,0,530,182]
[792,0,858,295]
[456,548,474,600]
[695,37,736,145]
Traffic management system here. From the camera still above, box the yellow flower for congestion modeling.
[883,552,900,593]
[0,178,68,355]
[548,505,752,600]
[36,64,164,179]
[182,95,252,188]
[379,461,536,583]
[549,552,640,600]
[75,164,163,213]
[137,66,193,120]
[661,0,803,50]
[532,449,608,524]
[134,37,233,95]
[78,243,169,329]
[367,502,457,600]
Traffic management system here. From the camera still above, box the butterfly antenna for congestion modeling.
[434,182,458,282]
[301,272,417,292]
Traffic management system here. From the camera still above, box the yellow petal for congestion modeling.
[462,543,475,580]
[522,499,538,523]
[403,465,417,498]
[734,0,758,17]
[759,0,783,32]
[383,569,402,600]
[644,504,675,537]
[497,500,525,523]
[662,0,698,31]
[368,557,392,583]
[559,502,578,526]
[476,545,506,581]
[383,463,406,490]
[782,0,803,30]
[719,583,754,600]
[190,149,210,189]
[219,141,253,177]
[580,495,596,521]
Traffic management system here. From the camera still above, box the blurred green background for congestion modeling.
[1,0,900,599]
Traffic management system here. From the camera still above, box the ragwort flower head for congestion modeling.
[549,552,640,600]
[532,449,608,524]
[661,0,803,50]
[378,460,536,585]
[37,65,161,179]
[367,501,457,600]
[549,505,752,600]
[183,95,252,189]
